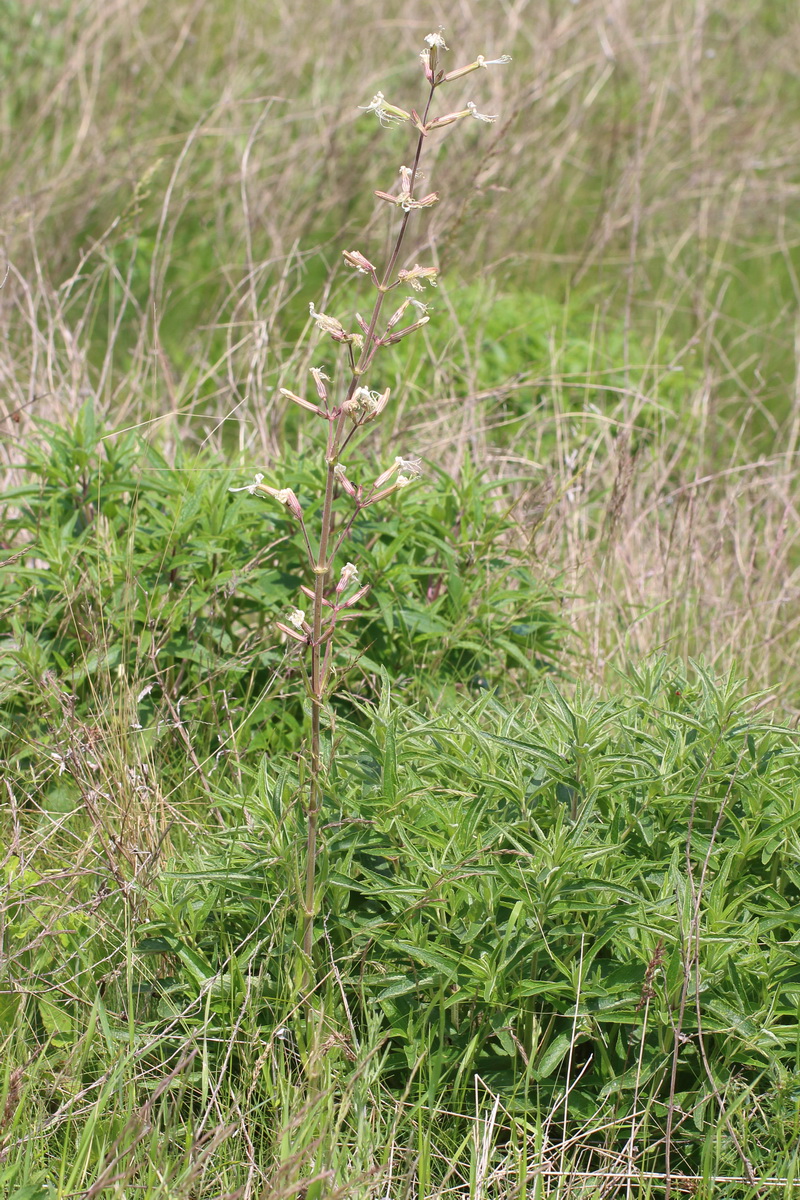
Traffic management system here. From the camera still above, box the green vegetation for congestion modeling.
[3,1,800,1196]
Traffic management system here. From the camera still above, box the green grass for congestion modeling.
[3,657,800,1195]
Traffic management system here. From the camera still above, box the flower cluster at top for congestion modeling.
[359,27,511,133]
[230,28,507,652]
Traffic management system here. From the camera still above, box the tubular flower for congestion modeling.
[477,54,512,68]
[424,29,448,50]
[310,366,330,403]
[333,463,358,498]
[398,264,439,291]
[359,92,411,127]
[343,249,378,280]
[396,455,423,478]
[263,486,304,520]
[374,185,439,212]
[231,476,303,519]
[467,101,497,123]
[374,455,422,489]
[442,53,512,82]
[309,303,363,348]
[229,473,265,495]
[336,562,360,594]
[342,386,390,423]
[308,303,345,338]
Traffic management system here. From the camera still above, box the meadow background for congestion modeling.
[2,1,800,1196]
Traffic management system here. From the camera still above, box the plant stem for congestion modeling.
[300,82,437,989]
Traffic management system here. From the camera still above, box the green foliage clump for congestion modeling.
[137,660,800,1182]
[0,403,561,803]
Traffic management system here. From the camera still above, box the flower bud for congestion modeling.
[276,621,307,643]
[386,297,412,331]
[343,583,371,608]
[279,388,324,414]
[383,316,430,344]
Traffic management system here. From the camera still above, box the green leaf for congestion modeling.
[535,1032,574,1080]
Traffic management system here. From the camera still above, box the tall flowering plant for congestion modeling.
[233,30,510,986]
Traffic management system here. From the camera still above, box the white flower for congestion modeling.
[373,455,422,489]
[343,387,389,421]
[476,54,512,68]
[333,463,348,482]
[424,29,448,50]
[467,101,496,123]
[396,456,423,478]
[358,92,410,127]
[310,366,330,402]
[229,472,264,495]
[287,608,305,629]
[397,264,439,292]
[343,386,370,414]
[309,303,345,337]
[337,562,360,590]
[342,250,376,275]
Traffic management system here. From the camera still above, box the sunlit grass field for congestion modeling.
[3,1,800,1196]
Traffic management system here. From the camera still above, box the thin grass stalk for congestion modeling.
[303,83,437,979]
[230,33,512,1002]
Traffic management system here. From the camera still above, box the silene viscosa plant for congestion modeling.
[232,29,511,987]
